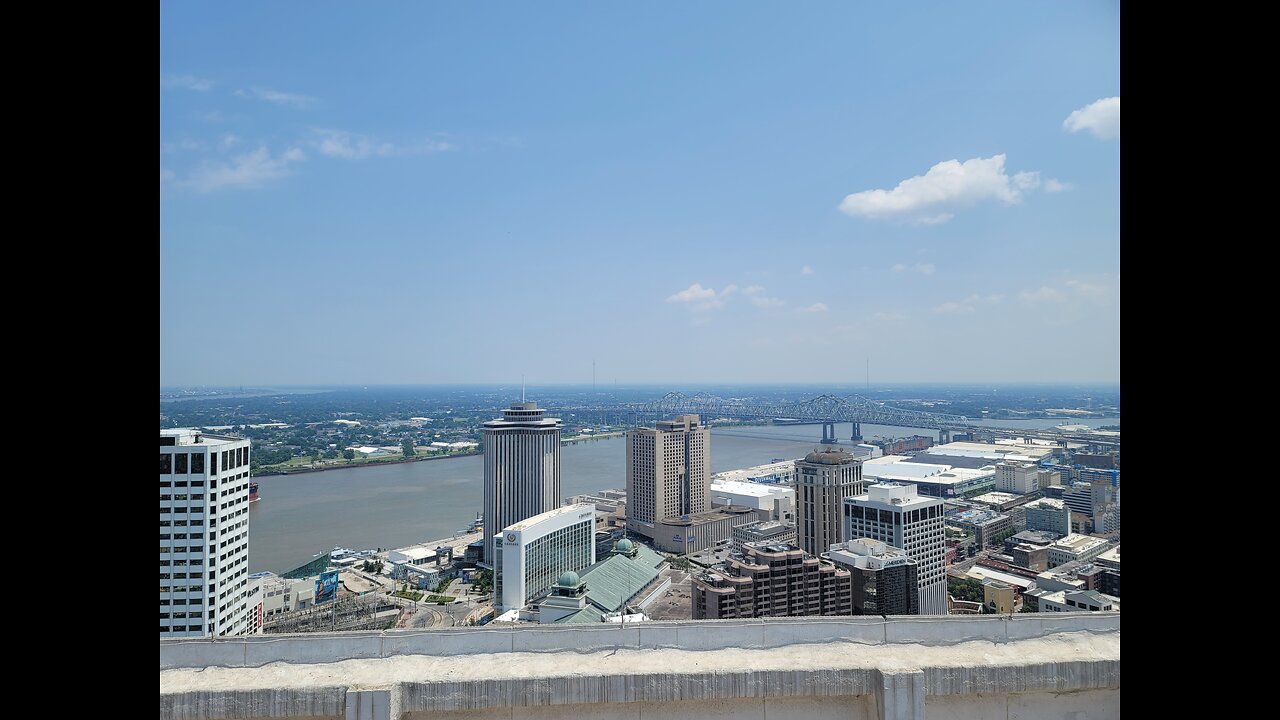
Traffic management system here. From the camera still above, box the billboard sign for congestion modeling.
[315,569,340,604]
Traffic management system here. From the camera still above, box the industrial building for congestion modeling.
[711,459,798,486]
[915,441,1057,469]
[859,455,995,499]
[709,478,795,522]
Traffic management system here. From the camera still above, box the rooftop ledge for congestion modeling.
[161,614,1120,720]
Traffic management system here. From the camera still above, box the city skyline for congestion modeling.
[161,2,1120,387]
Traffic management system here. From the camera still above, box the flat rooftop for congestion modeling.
[505,502,595,531]
[947,508,1008,525]
[924,441,1055,459]
[969,491,1021,505]
[863,455,951,478]
[710,479,792,497]
[160,428,242,447]
[1051,534,1111,551]
[661,506,756,526]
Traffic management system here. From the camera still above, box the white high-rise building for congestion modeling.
[794,448,863,557]
[483,402,562,565]
[494,503,596,612]
[996,461,1041,494]
[626,415,711,533]
[843,482,947,615]
[160,428,255,637]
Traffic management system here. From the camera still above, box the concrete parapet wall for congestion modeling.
[161,615,1119,720]
[161,614,1119,670]
[161,687,346,720]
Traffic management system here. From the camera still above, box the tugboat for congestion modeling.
[249,482,260,503]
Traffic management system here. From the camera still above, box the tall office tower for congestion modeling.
[483,401,562,565]
[794,448,863,557]
[828,539,921,616]
[626,414,710,534]
[843,483,947,615]
[160,429,258,637]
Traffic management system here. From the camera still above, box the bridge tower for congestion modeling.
[850,421,862,442]
[938,429,951,445]
[821,422,837,444]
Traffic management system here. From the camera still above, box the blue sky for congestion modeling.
[160,2,1120,386]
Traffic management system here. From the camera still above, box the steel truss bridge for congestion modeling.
[551,392,1119,447]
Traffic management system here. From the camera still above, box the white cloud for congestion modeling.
[666,283,735,311]
[873,311,907,322]
[311,129,454,159]
[891,263,907,273]
[160,169,175,183]
[1063,97,1120,139]
[314,129,394,159]
[915,263,936,276]
[1020,286,1063,303]
[752,296,786,308]
[741,285,785,308]
[249,87,317,108]
[800,303,829,313]
[1044,178,1073,193]
[838,154,1041,223]
[1065,278,1105,297]
[932,294,1003,314]
[182,146,305,192]
[161,75,214,91]
[220,134,240,151]
[667,284,715,303]
[801,265,814,275]
[162,139,205,154]
[1020,276,1114,306]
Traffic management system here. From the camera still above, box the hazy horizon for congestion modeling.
[162,381,1121,390]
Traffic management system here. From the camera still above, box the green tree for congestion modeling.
[311,450,321,465]
[947,577,985,603]
[343,449,355,461]
[401,439,416,457]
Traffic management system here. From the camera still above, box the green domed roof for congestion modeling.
[557,571,581,587]
[614,538,635,552]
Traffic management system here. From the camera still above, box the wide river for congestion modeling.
[248,418,1118,573]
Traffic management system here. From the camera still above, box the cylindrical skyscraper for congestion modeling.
[483,402,562,565]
